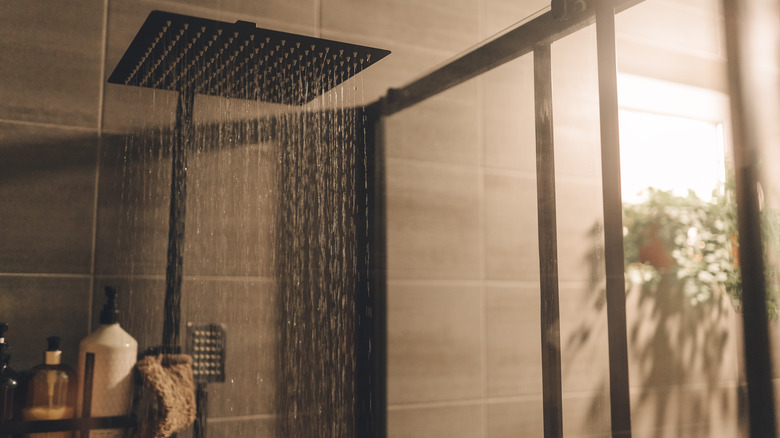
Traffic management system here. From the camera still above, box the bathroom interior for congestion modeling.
[2,0,780,437]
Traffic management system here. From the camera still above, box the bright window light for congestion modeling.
[619,110,725,203]
[617,74,729,204]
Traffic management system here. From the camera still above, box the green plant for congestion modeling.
[623,185,778,318]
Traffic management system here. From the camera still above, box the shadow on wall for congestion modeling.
[564,222,740,437]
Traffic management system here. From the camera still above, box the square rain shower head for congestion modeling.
[108,10,390,105]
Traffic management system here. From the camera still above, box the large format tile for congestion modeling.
[387,282,482,404]
[0,122,98,274]
[550,27,602,180]
[184,139,276,278]
[554,179,604,284]
[386,160,480,280]
[624,279,740,390]
[562,392,611,438]
[615,0,723,60]
[205,416,276,438]
[94,132,170,276]
[487,399,544,438]
[483,55,536,173]
[558,284,610,395]
[483,171,539,282]
[486,285,542,397]
[629,385,740,438]
[0,276,91,370]
[322,0,481,54]
[0,0,104,127]
[483,0,549,38]
[385,80,479,166]
[388,404,483,438]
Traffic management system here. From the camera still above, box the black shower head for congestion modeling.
[108,10,390,105]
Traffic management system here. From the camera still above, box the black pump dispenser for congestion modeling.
[0,323,9,363]
[99,286,120,325]
[47,336,60,352]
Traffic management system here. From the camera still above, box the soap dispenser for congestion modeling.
[0,323,18,424]
[76,286,137,438]
[22,336,76,438]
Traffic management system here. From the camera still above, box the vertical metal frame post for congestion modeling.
[364,101,388,438]
[595,1,632,436]
[534,43,564,438]
[163,89,195,350]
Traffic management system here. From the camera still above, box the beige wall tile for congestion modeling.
[204,416,276,437]
[385,80,479,166]
[615,0,724,59]
[616,37,727,93]
[0,123,98,274]
[483,0,549,38]
[625,280,740,390]
[94,132,171,276]
[554,179,605,284]
[184,139,276,277]
[0,0,103,127]
[551,27,603,180]
[558,284,610,395]
[629,385,740,438]
[322,0,481,54]
[387,282,482,404]
[388,404,483,438]
[562,392,612,438]
[483,55,536,172]
[0,276,92,370]
[487,399,544,438]
[483,171,539,282]
[486,285,543,397]
[386,159,480,280]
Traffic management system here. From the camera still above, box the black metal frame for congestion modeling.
[369,0,777,437]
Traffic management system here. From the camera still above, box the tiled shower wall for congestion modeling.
[0,0,757,437]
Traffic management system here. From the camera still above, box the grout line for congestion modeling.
[90,0,109,332]
[97,0,109,131]
[386,156,604,186]
[0,273,93,279]
[93,273,275,283]
[0,118,99,133]
[388,393,546,411]
[87,135,104,331]
[476,67,489,438]
[314,0,322,38]
[207,413,277,423]
[387,278,541,288]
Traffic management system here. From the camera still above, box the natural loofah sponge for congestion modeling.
[134,354,197,438]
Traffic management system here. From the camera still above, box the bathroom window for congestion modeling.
[617,74,730,203]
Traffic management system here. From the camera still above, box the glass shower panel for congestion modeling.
[614,0,742,436]
[383,52,540,438]
[550,25,613,438]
